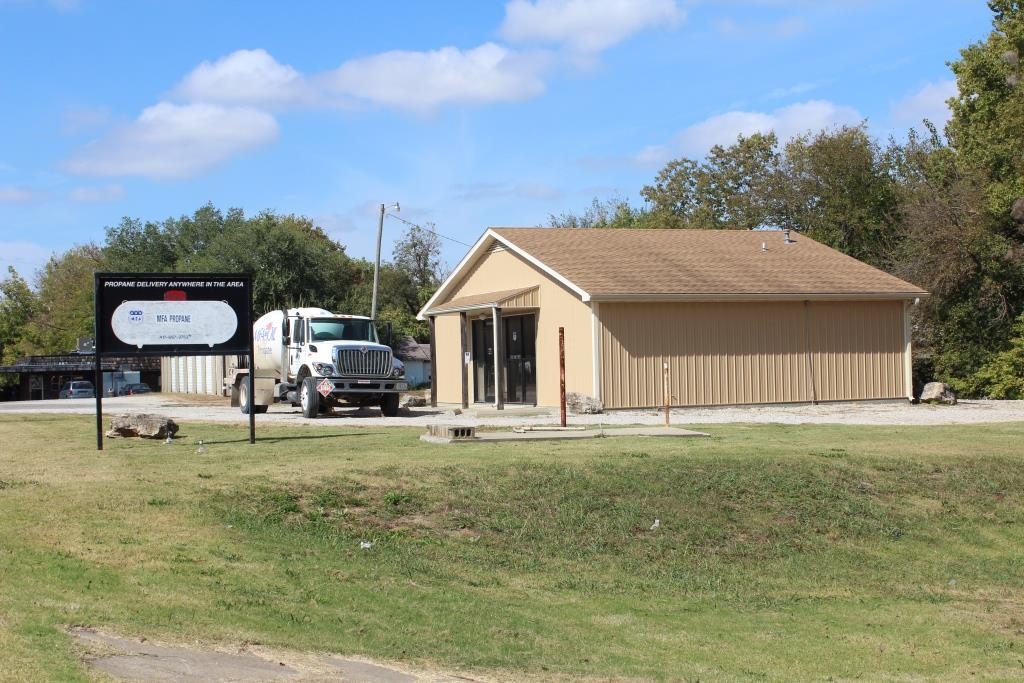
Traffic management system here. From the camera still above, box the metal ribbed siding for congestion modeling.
[810,301,905,400]
[161,355,226,395]
[335,349,391,377]
[599,301,906,409]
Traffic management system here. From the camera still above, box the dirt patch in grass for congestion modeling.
[71,627,487,682]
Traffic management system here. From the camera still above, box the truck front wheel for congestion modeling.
[239,379,268,414]
[380,393,400,417]
[300,376,320,418]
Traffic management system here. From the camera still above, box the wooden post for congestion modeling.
[663,361,670,427]
[493,307,504,410]
[559,327,566,427]
[458,312,468,408]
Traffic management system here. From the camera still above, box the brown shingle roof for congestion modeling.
[490,228,926,298]
[425,286,539,314]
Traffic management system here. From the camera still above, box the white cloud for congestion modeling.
[890,79,956,127]
[62,102,278,180]
[0,185,46,203]
[69,184,124,202]
[174,49,308,107]
[500,0,684,52]
[326,43,549,112]
[636,99,863,164]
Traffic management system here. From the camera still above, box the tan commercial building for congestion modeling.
[418,228,928,410]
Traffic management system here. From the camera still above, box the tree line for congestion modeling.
[0,205,445,386]
[548,2,1024,398]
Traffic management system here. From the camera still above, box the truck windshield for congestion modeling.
[309,319,377,343]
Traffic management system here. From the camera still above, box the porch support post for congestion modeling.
[458,312,468,408]
[429,315,438,408]
[493,306,504,410]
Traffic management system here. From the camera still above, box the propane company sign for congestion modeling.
[93,272,256,451]
[95,273,252,357]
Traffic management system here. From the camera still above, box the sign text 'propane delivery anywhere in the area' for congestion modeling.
[95,274,252,357]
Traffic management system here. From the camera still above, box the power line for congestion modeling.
[386,212,472,247]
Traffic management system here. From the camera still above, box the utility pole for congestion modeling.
[371,202,399,321]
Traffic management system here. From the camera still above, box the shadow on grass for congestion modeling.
[201,432,388,445]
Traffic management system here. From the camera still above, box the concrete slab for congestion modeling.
[421,425,709,443]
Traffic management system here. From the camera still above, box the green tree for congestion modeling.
[548,196,647,229]
[640,132,780,229]
[194,211,355,314]
[26,245,106,354]
[392,222,445,290]
[946,0,1024,234]
[103,216,176,272]
[0,267,38,386]
[775,125,901,267]
[927,0,1024,388]
[961,311,1024,398]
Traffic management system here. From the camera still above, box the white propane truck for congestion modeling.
[225,307,406,418]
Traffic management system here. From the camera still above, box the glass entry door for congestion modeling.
[504,315,536,404]
[472,318,494,403]
[472,314,536,405]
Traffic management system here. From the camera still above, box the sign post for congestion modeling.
[93,273,254,450]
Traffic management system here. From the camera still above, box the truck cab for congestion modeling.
[231,307,407,417]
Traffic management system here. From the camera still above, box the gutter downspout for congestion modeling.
[903,300,914,401]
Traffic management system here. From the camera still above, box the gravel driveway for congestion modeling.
[2,394,1021,427]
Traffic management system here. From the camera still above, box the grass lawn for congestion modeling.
[1,414,1023,681]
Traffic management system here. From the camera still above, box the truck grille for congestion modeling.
[336,348,392,377]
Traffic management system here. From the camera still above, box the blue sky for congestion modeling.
[0,0,994,281]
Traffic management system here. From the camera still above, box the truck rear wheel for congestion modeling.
[380,393,400,417]
[300,376,320,418]
[239,379,268,414]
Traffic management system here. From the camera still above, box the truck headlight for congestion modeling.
[312,362,336,375]
[391,364,405,378]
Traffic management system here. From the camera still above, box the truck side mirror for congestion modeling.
[386,322,393,347]
[280,309,290,338]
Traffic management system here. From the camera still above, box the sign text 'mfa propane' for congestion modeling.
[95,274,252,357]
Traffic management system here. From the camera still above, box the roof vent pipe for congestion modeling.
[783,229,794,244]
[761,242,767,252]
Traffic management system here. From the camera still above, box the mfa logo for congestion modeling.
[254,321,277,343]
[129,308,144,323]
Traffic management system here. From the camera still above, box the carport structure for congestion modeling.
[419,228,928,410]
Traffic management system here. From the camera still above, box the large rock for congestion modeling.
[919,382,957,406]
[1011,197,1024,223]
[107,413,179,439]
[566,392,604,414]
[402,395,427,408]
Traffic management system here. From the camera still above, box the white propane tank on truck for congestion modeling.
[225,307,406,417]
